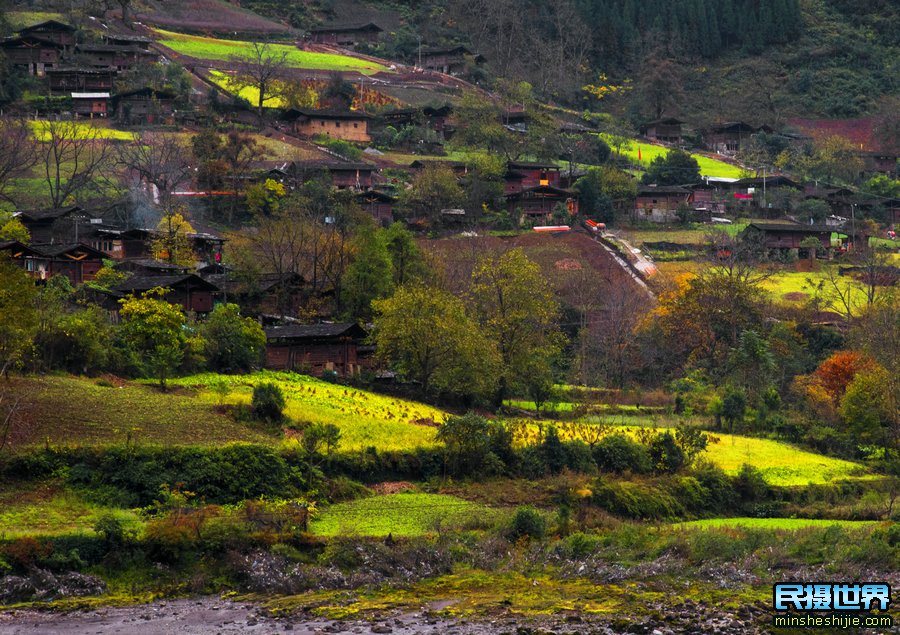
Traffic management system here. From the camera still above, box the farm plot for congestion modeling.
[600,134,745,179]
[676,518,882,530]
[155,29,389,74]
[310,493,502,537]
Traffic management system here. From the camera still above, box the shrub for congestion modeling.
[593,434,652,474]
[200,304,265,373]
[733,463,770,503]
[554,531,602,559]
[590,479,683,519]
[508,506,547,541]
[648,432,686,473]
[252,382,286,423]
[93,513,127,546]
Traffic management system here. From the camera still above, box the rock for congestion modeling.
[371,626,393,634]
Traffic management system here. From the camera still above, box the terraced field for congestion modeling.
[155,29,389,74]
[601,134,745,179]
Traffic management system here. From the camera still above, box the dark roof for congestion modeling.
[283,107,372,121]
[265,322,367,341]
[746,222,833,233]
[0,240,40,257]
[637,185,691,195]
[506,185,574,199]
[114,274,219,293]
[113,87,175,101]
[641,117,685,127]
[422,104,453,117]
[356,190,397,203]
[123,258,189,271]
[15,206,88,222]
[308,22,383,34]
[409,159,466,170]
[734,175,800,189]
[76,43,150,53]
[0,34,63,48]
[709,121,758,133]
[46,66,115,74]
[105,34,153,43]
[421,45,473,56]
[19,20,76,33]
[30,243,107,258]
[294,160,374,173]
[507,160,560,170]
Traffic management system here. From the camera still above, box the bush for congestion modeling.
[200,304,265,373]
[648,432,686,473]
[554,531,602,559]
[252,382,285,423]
[593,434,652,474]
[590,479,683,519]
[508,506,547,541]
[733,463,770,504]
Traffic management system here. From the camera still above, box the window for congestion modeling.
[335,121,341,127]
[353,123,358,128]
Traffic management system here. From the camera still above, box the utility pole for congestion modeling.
[417,35,422,69]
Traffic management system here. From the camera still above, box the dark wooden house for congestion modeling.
[14,206,96,244]
[856,151,898,177]
[113,88,177,124]
[0,35,63,75]
[704,121,761,153]
[47,67,115,93]
[74,43,156,70]
[505,185,577,221]
[741,222,834,254]
[283,108,372,143]
[264,323,367,376]
[113,274,220,314]
[28,243,106,284]
[504,161,561,195]
[292,160,376,189]
[634,185,691,223]
[355,190,395,225]
[639,117,685,144]
[18,20,75,49]
[420,46,483,75]
[307,22,383,46]
[71,91,110,116]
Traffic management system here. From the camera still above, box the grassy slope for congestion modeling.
[6,11,65,29]
[154,29,388,74]
[676,518,881,530]
[167,371,445,452]
[29,121,135,142]
[601,135,745,179]
[310,492,501,537]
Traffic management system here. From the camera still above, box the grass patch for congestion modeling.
[155,29,388,74]
[6,11,65,29]
[0,482,142,539]
[208,69,287,109]
[675,517,882,530]
[29,121,135,142]
[310,493,500,537]
[760,268,868,307]
[168,371,446,452]
[601,135,745,179]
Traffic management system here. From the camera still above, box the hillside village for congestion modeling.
[0,1,898,633]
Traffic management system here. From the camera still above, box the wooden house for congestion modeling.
[47,67,115,93]
[856,151,898,177]
[264,323,367,376]
[307,22,383,46]
[740,222,834,255]
[119,259,190,276]
[634,185,691,223]
[203,271,306,316]
[420,46,483,75]
[113,274,220,314]
[504,161,561,195]
[291,160,376,189]
[282,108,371,143]
[355,190,395,225]
[0,35,63,75]
[409,159,468,177]
[74,43,157,71]
[704,121,761,153]
[103,34,153,48]
[113,87,177,124]
[18,20,75,49]
[505,185,577,221]
[0,241,41,269]
[14,206,96,244]
[71,92,110,116]
[27,243,106,285]
[639,117,685,144]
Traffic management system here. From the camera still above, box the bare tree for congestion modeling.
[38,120,115,210]
[117,132,193,214]
[0,117,38,205]
[230,40,289,123]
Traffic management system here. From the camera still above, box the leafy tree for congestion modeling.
[437,412,511,476]
[840,366,895,446]
[152,211,195,266]
[383,222,428,286]
[814,350,874,405]
[0,257,38,377]
[641,149,700,185]
[118,292,189,387]
[252,382,285,423]
[37,120,115,209]
[0,211,29,243]
[399,164,465,225]
[721,387,748,432]
[728,329,776,401]
[470,248,564,405]
[321,72,356,109]
[34,305,110,374]
[574,169,614,222]
[200,303,265,373]
[648,431,686,473]
[340,228,393,320]
[372,285,498,398]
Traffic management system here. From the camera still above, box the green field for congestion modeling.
[676,517,883,530]
[0,484,142,539]
[29,121,135,142]
[310,493,502,537]
[601,134,745,179]
[6,11,65,29]
[208,69,287,109]
[760,268,868,307]
[155,29,389,74]
[168,371,446,452]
